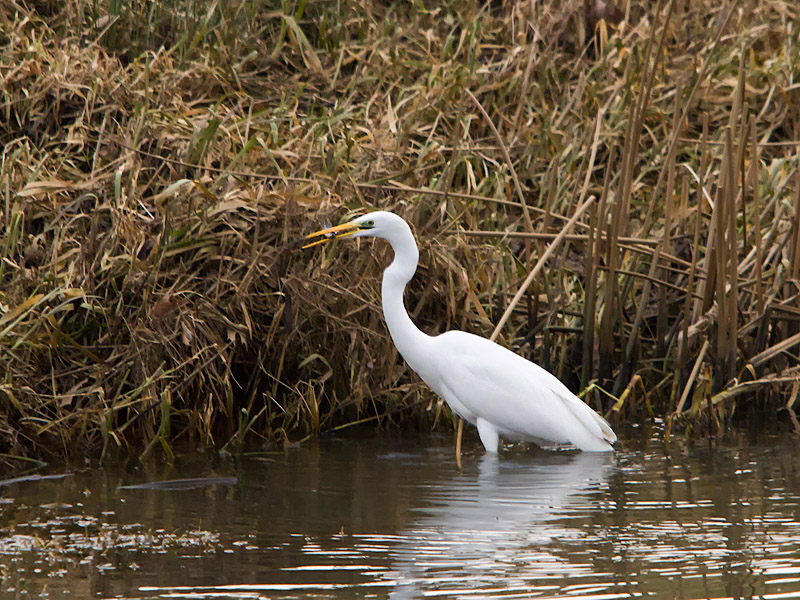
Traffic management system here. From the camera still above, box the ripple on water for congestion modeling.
[1,431,800,599]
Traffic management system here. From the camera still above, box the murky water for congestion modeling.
[2,425,800,599]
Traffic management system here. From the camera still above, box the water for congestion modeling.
[1,426,800,599]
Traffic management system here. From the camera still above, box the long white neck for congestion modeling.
[379,225,432,373]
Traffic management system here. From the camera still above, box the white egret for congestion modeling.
[304,211,616,453]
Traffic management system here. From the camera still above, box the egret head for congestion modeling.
[303,211,410,248]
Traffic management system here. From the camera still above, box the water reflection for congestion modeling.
[1,429,800,600]
[385,452,613,599]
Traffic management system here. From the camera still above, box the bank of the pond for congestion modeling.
[1,1,799,459]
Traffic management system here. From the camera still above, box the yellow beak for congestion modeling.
[303,221,360,248]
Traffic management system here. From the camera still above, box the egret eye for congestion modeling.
[361,220,375,228]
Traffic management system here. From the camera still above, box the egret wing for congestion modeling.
[431,331,614,449]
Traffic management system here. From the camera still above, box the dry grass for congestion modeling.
[1,0,800,459]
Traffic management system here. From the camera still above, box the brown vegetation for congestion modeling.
[1,0,799,459]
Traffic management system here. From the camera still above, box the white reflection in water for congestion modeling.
[383,452,614,598]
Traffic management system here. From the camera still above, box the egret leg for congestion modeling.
[455,418,463,469]
[476,418,500,453]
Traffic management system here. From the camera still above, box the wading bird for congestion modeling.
[304,211,616,453]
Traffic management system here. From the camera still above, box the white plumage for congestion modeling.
[305,211,616,453]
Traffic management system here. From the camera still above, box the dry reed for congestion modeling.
[1,0,800,459]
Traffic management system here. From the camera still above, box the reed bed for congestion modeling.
[1,0,799,459]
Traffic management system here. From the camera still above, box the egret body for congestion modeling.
[305,211,616,453]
